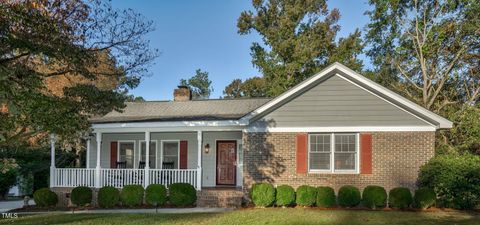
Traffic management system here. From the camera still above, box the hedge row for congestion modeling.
[33,183,196,208]
[251,183,436,209]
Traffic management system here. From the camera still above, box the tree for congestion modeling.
[0,0,158,147]
[223,76,267,98]
[180,69,213,99]
[238,0,363,96]
[0,158,17,199]
[365,0,480,153]
[365,0,479,111]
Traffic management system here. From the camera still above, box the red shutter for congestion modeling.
[360,133,373,174]
[179,140,188,169]
[110,142,118,168]
[296,133,308,174]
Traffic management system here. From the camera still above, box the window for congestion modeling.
[334,134,356,170]
[118,141,135,168]
[162,141,179,169]
[309,134,331,170]
[140,141,157,168]
[309,133,358,173]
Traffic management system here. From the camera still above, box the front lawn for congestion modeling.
[2,208,479,225]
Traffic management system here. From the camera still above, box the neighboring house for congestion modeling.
[49,63,452,207]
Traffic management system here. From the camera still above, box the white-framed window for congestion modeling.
[118,141,135,169]
[308,133,359,173]
[161,140,179,169]
[140,140,157,169]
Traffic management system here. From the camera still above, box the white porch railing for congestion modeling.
[53,168,96,187]
[149,169,198,188]
[52,168,200,189]
[100,169,144,188]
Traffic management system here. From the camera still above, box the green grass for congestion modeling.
[2,208,479,225]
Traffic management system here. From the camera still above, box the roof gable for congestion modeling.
[243,62,452,129]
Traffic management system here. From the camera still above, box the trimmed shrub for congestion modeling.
[296,185,317,207]
[145,184,167,206]
[338,185,361,208]
[316,187,336,208]
[120,185,144,207]
[414,187,436,209]
[169,183,197,207]
[418,155,480,209]
[33,188,58,207]
[389,187,412,209]
[98,186,120,208]
[251,183,275,207]
[71,186,92,207]
[275,185,295,207]
[362,186,387,209]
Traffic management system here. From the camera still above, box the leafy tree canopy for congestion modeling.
[180,69,213,99]
[365,0,480,154]
[238,0,363,96]
[0,0,158,147]
[223,76,267,98]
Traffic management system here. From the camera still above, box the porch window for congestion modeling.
[140,141,157,168]
[308,133,358,173]
[162,141,179,169]
[118,141,135,168]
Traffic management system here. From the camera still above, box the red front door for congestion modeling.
[216,141,236,186]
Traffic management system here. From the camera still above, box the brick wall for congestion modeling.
[243,132,435,192]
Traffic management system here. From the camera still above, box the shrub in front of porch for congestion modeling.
[146,184,167,207]
[33,188,58,207]
[71,186,92,207]
[362,186,387,209]
[275,185,295,207]
[120,185,144,207]
[251,183,276,207]
[98,186,120,208]
[169,183,196,207]
[337,185,361,208]
[316,187,336,208]
[296,185,317,207]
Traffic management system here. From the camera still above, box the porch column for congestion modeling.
[144,131,150,188]
[197,131,202,190]
[49,134,56,187]
[95,132,102,188]
[86,137,91,168]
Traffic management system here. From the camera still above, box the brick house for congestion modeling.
[49,63,452,207]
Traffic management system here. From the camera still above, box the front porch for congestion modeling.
[49,129,244,190]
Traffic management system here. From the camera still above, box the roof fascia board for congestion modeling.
[92,120,247,130]
[246,126,436,133]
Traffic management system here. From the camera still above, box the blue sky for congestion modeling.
[112,1,372,100]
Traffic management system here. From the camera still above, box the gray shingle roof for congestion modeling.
[90,98,271,123]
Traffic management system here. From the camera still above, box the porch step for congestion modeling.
[196,188,244,208]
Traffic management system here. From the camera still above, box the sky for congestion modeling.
[112,1,372,100]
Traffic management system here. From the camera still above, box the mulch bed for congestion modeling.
[9,203,196,213]
[240,205,478,213]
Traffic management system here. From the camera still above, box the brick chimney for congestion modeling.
[173,85,192,101]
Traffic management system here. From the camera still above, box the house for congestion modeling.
[49,62,452,207]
